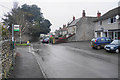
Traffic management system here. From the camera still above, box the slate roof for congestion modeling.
[68,18,80,27]
[94,6,120,21]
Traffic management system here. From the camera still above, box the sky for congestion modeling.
[0,0,119,32]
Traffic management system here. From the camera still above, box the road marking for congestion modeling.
[30,44,48,80]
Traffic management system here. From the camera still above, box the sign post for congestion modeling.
[14,25,19,31]
[12,24,14,49]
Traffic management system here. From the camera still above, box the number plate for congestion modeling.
[106,48,110,51]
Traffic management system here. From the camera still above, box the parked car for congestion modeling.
[91,37,112,49]
[104,40,120,53]
[42,37,49,43]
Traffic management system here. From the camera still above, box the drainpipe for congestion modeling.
[113,32,115,40]
[107,30,109,38]
[101,32,103,37]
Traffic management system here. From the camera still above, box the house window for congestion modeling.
[98,21,102,26]
[111,18,114,23]
[113,17,116,23]
[108,17,116,24]
[105,32,107,37]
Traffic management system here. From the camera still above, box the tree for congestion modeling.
[0,23,10,40]
[3,4,51,41]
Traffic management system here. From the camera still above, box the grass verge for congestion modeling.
[16,43,31,46]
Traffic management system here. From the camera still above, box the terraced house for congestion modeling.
[94,6,120,40]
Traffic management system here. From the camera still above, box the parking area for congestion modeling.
[58,41,118,64]
[59,41,117,55]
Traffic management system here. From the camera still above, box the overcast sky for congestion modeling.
[0,0,119,32]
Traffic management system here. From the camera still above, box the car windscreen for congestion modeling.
[106,38,111,42]
[45,38,49,40]
[110,40,120,45]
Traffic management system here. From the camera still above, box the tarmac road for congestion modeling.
[32,43,118,78]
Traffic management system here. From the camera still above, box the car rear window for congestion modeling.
[106,38,111,42]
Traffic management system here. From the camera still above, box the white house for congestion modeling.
[94,6,120,40]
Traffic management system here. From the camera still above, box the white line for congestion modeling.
[30,44,48,79]
[32,51,48,79]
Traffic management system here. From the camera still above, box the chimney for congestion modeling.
[73,16,75,21]
[97,11,101,18]
[82,10,86,17]
[63,24,66,27]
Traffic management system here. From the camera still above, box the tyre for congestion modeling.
[92,47,95,49]
[105,50,110,53]
[115,49,119,53]
[97,46,101,50]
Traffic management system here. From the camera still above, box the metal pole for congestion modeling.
[12,24,15,68]
[12,24,14,49]
[107,30,109,38]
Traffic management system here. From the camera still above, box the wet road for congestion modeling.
[32,43,118,78]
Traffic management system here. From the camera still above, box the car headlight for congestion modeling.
[104,46,106,49]
[110,47,114,49]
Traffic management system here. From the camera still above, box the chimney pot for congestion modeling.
[82,10,86,17]
[97,11,101,18]
[73,16,75,21]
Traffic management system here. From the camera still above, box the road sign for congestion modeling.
[14,25,19,31]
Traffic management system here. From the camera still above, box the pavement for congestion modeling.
[8,46,44,79]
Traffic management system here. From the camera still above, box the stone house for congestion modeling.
[62,25,68,36]
[68,10,97,41]
[67,16,80,35]
[55,25,68,38]
[94,6,120,40]
[55,29,60,38]
[75,16,97,41]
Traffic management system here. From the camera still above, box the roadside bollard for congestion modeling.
[53,38,55,44]
[27,41,30,45]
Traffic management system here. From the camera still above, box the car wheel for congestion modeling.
[115,49,119,53]
[97,46,101,50]
[92,47,95,49]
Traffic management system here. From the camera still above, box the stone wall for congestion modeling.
[75,17,97,41]
[0,37,15,78]
[68,34,76,41]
